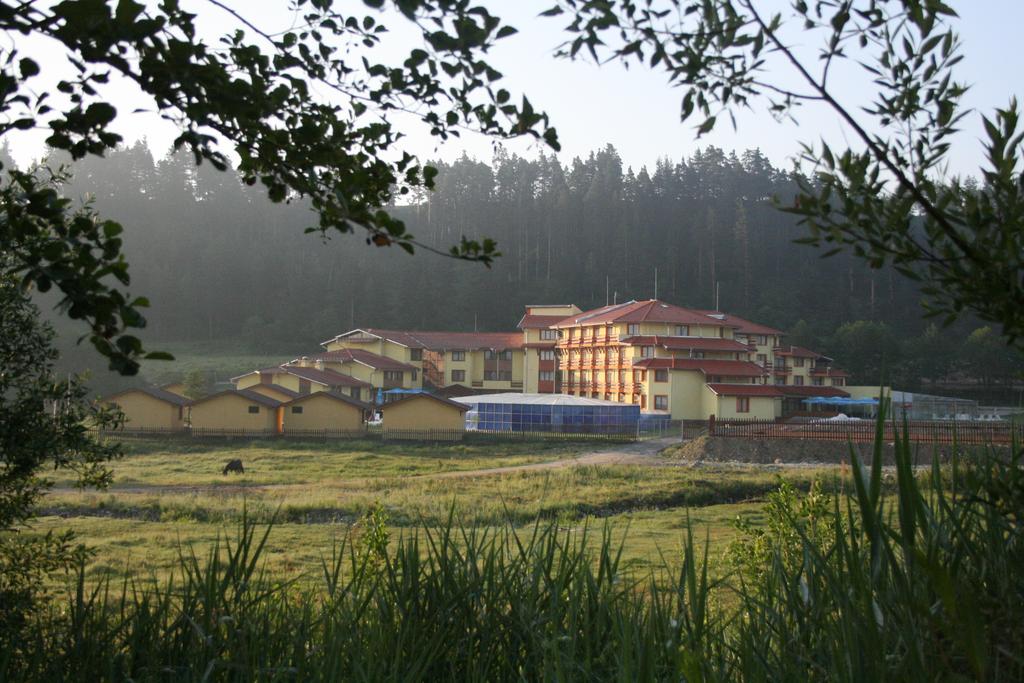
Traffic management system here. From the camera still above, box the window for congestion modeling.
[411,369,418,382]
[641,346,655,358]
[500,350,513,361]
[540,350,555,360]
[248,405,260,414]
[675,325,689,336]
[812,377,824,386]
[451,350,466,361]
[383,370,403,382]
[291,406,304,414]
[484,350,495,360]
[539,371,555,381]
[757,335,767,345]
[757,354,767,366]
[655,369,668,382]
[693,351,705,359]
[736,397,750,413]
[627,323,640,335]
[451,369,466,382]
[793,357,805,368]
[654,395,669,410]
[484,370,513,381]
[298,378,311,394]
[350,387,361,399]
[604,370,613,384]
[775,377,787,385]
[540,329,558,340]
[834,378,846,386]
[633,369,644,382]
[794,376,804,386]
[410,348,423,361]
[708,375,722,383]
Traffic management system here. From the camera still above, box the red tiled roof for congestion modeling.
[554,300,734,328]
[632,358,768,376]
[250,383,300,398]
[282,365,374,387]
[523,341,558,349]
[694,310,785,336]
[775,345,826,359]
[230,366,283,382]
[776,386,851,398]
[103,386,191,407]
[706,384,785,397]
[618,336,751,352]
[379,393,469,413]
[191,389,282,408]
[326,328,523,351]
[308,349,417,371]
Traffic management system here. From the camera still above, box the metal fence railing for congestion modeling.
[707,417,1023,445]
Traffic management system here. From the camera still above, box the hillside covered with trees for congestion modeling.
[13,142,1021,401]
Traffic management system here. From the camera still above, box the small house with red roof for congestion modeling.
[102,386,190,431]
[188,389,282,433]
[378,393,469,439]
[282,391,370,433]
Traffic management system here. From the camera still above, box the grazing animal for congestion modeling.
[222,459,244,475]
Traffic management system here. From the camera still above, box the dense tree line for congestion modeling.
[10,142,1020,399]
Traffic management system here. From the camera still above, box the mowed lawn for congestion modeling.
[37,438,848,587]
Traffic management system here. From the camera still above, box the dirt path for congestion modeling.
[48,438,682,497]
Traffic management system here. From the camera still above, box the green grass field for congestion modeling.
[34,438,845,587]
[136,341,293,387]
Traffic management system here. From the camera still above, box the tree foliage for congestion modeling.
[543,0,1024,344]
[39,141,1022,396]
[0,267,121,647]
[0,0,558,373]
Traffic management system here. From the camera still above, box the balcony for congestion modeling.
[772,365,791,375]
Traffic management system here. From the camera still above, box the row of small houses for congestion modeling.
[101,385,468,437]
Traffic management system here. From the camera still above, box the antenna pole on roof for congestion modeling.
[654,267,658,300]
[474,313,478,332]
[613,290,618,305]
[605,276,609,306]
[715,281,720,311]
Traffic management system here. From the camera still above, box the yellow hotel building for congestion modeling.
[231,299,848,420]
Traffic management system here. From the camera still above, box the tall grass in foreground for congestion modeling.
[3,426,1022,681]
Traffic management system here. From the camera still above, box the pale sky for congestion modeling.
[6,1,1021,177]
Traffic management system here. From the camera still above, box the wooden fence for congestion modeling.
[96,426,643,444]
[708,417,1023,445]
